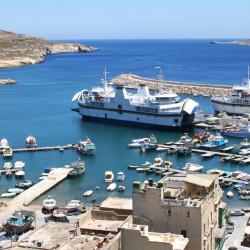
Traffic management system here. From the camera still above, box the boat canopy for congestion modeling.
[182,99,199,115]
[72,90,89,102]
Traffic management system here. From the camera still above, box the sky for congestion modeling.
[0,0,249,39]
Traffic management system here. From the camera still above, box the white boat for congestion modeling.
[39,176,46,180]
[77,138,96,155]
[83,190,93,197]
[43,195,56,211]
[72,69,199,129]
[211,67,250,115]
[8,188,24,194]
[182,163,204,172]
[26,136,37,148]
[65,200,81,211]
[0,138,9,149]
[3,162,13,169]
[128,142,142,148]
[116,171,125,181]
[240,139,250,148]
[227,191,234,198]
[14,161,25,169]
[3,147,13,158]
[201,152,215,158]
[15,170,25,178]
[154,157,163,167]
[0,192,16,198]
[156,147,167,152]
[104,171,114,183]
[107,183,116,191]
[118,185,125,192]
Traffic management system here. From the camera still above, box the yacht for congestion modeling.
[211,67,250,115]
[72,70,199,129]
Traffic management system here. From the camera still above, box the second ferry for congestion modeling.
[72,71,199,129]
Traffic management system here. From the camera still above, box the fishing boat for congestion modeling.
[207,169,224,176]
[0,138,9,149]
[83,190,93,197]
[72,69,199,129]
[211,67,250,115]
[15,170,25,178]
[177,147,192,156]
[227,191,234,198]
[107,183,116,191]
[199,134,228,150]
[15,180,34,189]
[26,136,37,148]
[68,159,85,177]
[128,137,151,148]
[116,171,125,181]
[182,163,204,172]
[77,138,96,155]
[118,185,125,192]
[4,210,35,236]
[3,147,13,158]
[8,188,24,194]
[14,161,25,169]
[0,192,16,198]
[3,162,13,169]
[104,171,114,183]
[43,195,56,211]
[140,135,158,152]
[175,133,192,145]
[240,139,250,148]
[225,126,250,138]
[65,200,81,212]
[154,157,163,166]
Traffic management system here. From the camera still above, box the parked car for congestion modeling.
[226,225,234,234]
[228,247,237,250]
[230,209,245,216]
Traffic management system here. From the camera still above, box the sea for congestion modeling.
[0,39,250,208]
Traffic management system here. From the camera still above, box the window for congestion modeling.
[187,211,190,218]
[118,104,122,110]
[168,209,171,216]
[181,230,186,238]
[105,113,107,119]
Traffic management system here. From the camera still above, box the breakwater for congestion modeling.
[112,74,233,97]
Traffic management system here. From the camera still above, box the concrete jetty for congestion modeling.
[7,167,71,208]
[112,74,232,97]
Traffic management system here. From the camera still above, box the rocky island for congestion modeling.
[210,40,250,46]
[0,30,96,68]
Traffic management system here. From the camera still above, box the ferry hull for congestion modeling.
[212,100,250,115]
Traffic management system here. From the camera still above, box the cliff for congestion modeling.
[0,30,96,68]
[210,40,250,46]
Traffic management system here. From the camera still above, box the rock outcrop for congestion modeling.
[210,40,250,46]
[0,30,96,68]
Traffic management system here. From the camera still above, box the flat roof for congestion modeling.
[100,197,132,211]
[185,174,216,187]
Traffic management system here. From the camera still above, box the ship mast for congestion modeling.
[247,65,250,89]
[103,67,109,92]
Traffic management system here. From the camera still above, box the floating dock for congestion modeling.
[7,167,72,208]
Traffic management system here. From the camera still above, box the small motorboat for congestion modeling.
[5,171,12,178]
[128,142,143,148]
[201,152,215,158]
[154,157,163,167]
[77,138,96,155]
[164,161,172,168]
[8,188,24,194]
[3,162,13,169]
[116,171,125,181]
[68,159,85,177]
[65,200,81,212]
[0,192,16,198]
[107,183,116,191]
[83,190,93,197]
[15,180,34,189]
[156,147,167,152]
[240,138,250,148]
[118,185,125,192]
[15,170,25,178]
[3,147,13,158]
[0,138,9,149]
[26,136,37,148]
[39,176,46,180]
[177,147,192,156]
[43,195,56,211]
[104,171,114,183]
[14,161,25,169]
[182,163,204,172]
[227,191,234,199]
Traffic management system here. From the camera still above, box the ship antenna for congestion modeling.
[103,67,109,91]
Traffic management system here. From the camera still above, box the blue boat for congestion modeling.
[116,171,125,181]
[200,134,228,150]
[177,147,192,156]
[225,126,250,138]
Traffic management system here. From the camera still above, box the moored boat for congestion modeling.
[0,138,9,149]
[15,180,34,189]
[3,147,13,158]
[227,191,234,198]
[83,190,93,197]
[154,157,163,167]
[26,136,37,148]
[182,163,204,172]
[8,188,24,194]
[14,161,25,169]
[15,170,25,178]
[77,138,96,155]
[3,161,13,169]
[0,192,16,198]
[68,159,85,177]
[177,147,192,156]
[199,134,228,150]
[225,126,250,138]
[116,171,125,181]
[65,200,81,212]
[118,185,125,192]
[43,195,56,211]
[107,183,116,191]
[104,171,114,183]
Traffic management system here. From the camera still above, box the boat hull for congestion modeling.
[225,131,250,138]
[212,100,250,115]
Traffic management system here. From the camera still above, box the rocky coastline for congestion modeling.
[112,74,233,97]
[0,30,97,68]
[210,40,250,46]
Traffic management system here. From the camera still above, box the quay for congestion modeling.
[0,144,75,155]
[7,167,72,208]
[112,73,232,97]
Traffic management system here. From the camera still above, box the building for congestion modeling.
[133,174,226,250]
[121,222,188,250]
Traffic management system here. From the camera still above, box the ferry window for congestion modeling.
[168,209,171,216]
[118,105,122,110]
[174,118,178,123]
[137,117,140,121]
[105,113,107,119]
[187,211,190,217]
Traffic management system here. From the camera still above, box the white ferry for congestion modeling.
[72,71,199,129]
[211,68,250,115]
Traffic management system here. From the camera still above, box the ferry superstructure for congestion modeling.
[211,68,250,115]
[72,73,199,129]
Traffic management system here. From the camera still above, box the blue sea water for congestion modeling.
[0,39,250,207]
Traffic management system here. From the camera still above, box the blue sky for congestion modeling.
[1,0,249,39]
